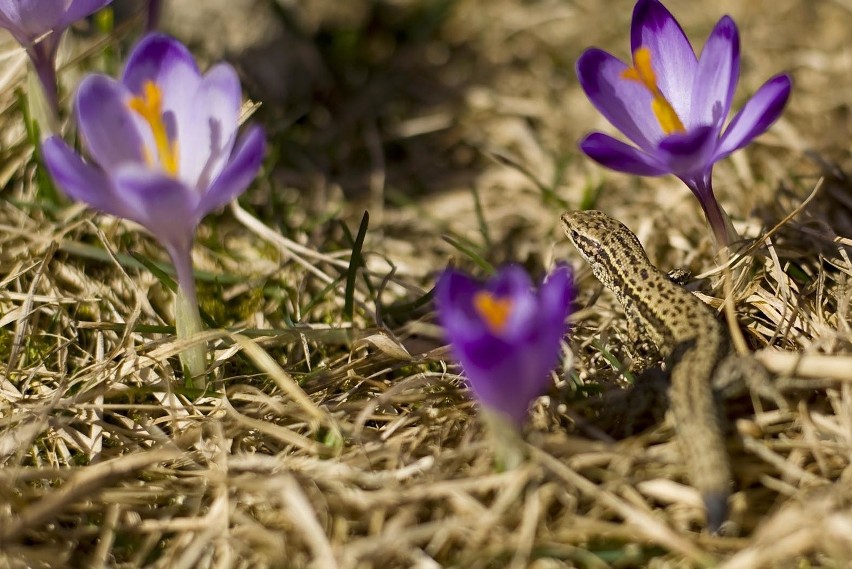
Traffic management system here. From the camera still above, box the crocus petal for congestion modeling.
[510,266,574,414]
[580,132,669,176]
[122,33,201,96]
[631,0,697,117]
[122,33,201,152]
[59,0,113,28]
[0,2,59,39]
[488,265,533,297]
[690,16,739,131]
[460,334,534,423]
[0,0,111,43]
[657,125,718,177]
[41,136,128,218]
[576,48,661,150]
[0,4,26,31]
[76,74,149,167]
[457,318,551,424]
[112,165,201,247]
[461,333,515,372]
[489,265,538,341]
[180,63,243,189]
[0,3,49,41]
[199,125,266,215]
[530,266,574,357]
[714,74,792,161]
[435,268,487,334]
[539,265,575,327]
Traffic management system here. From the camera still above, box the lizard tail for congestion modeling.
[675,405,732,531]
[703,491,729,533]
[669,348,732,531]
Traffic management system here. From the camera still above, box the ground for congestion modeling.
[1,0,852,567]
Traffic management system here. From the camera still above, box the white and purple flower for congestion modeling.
[576,0,792,247]
[436,265,574,424]
[0,0,113,111]
[42,33,266,383]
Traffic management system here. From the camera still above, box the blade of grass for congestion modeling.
[76,322,355,345]
[131,250,177,293]
[59,240,244,284]
[340,212,375,298]
[480,147,570,209]
[546,153,572,210]
[470,184,492,250]
[579,178,604,211]
[442,234,494,274]
[343,211,369,321]
[383,287,434,318]
[591,339,635,384]
[301,274,346,319]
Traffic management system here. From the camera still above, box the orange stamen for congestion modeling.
[473,291,514,334]
[128,81,180,175]
[621,46,686,135]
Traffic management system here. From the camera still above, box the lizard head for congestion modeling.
[560,210,649,280]
[561,210,629,259]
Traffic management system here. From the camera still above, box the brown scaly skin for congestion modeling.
[562,210,731,531]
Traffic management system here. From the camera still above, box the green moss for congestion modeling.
[235,286,265,321]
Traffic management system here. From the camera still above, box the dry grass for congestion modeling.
[1,0,852,567]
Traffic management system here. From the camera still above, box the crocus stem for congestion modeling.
[26,41,59,121]
[480,408,527,471]
[175,284,207,389]
[168,243,207,390]
[146,0,163,32]
[690,177,739,250]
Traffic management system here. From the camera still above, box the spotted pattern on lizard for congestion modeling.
[561,209,732,531]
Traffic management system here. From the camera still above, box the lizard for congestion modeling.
[561,209,757,532]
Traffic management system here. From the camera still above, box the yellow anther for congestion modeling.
[621,46,657,91]
[651,98,685,136]
[621,46,686,135]
[473,291,514,334]
[128,81,180,175]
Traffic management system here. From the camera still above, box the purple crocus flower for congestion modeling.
[41,33,266,384]
[0,0,113,112]
[436,265,574,424]
[576,0,792,247]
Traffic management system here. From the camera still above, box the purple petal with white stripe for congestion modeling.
[76,74,149,168]
[580,132,669,176]
[715,74,792,161]
[41,136,128,219]
[689,16,739,130]
[631,0,696,118]
[577,48,661,150]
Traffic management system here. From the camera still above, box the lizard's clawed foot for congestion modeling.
[666,267,692,285]
[713,355,789,411]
